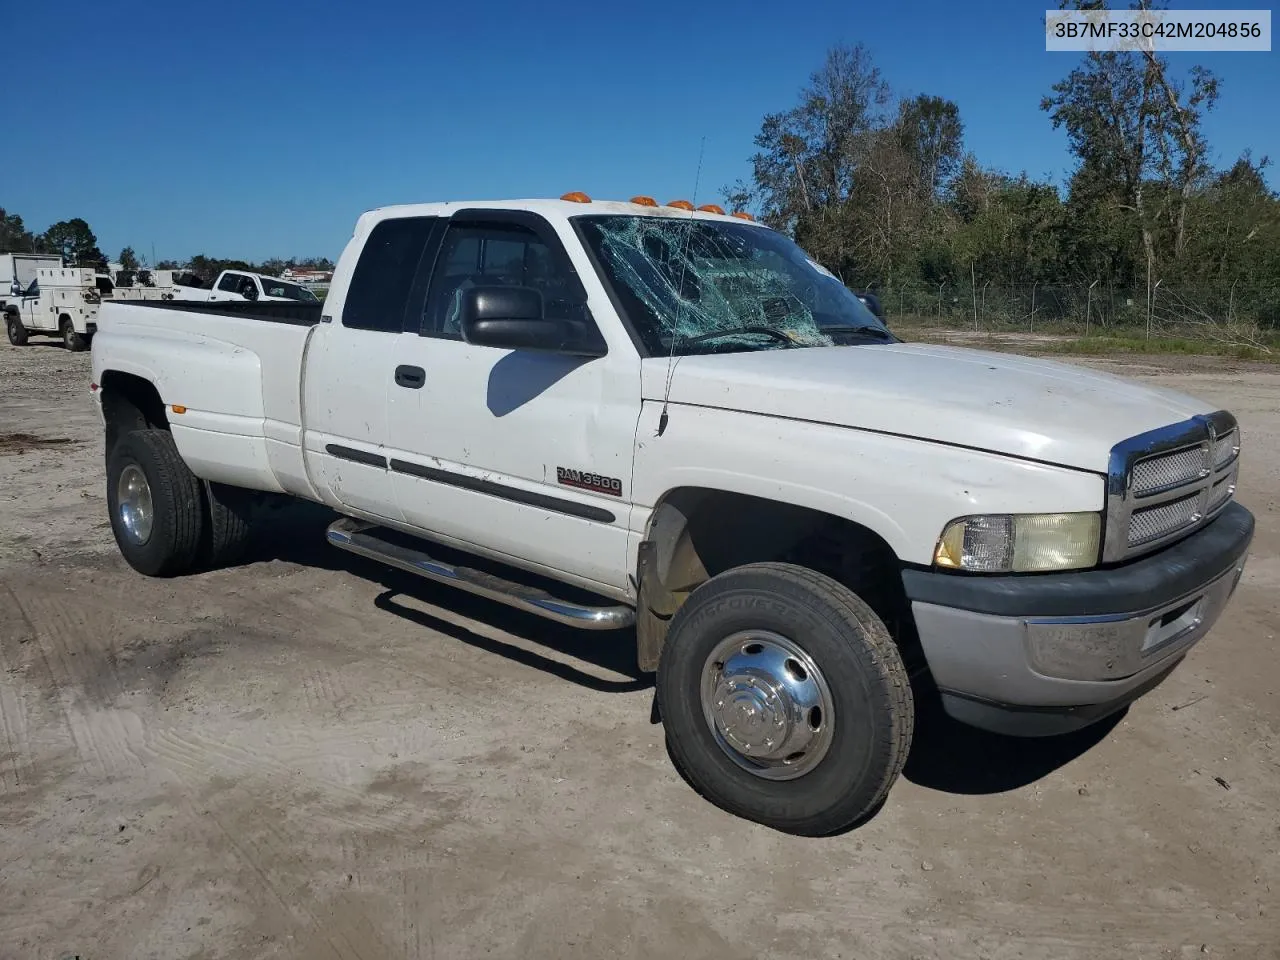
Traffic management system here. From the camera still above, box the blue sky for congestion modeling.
[4,0,1276,263]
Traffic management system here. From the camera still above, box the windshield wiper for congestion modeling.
[675,326,797,349]
[817,324,894,340]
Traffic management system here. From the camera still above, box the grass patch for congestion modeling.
[1046,335,1277,362]
[888,324,1280,362]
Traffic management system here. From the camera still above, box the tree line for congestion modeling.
[0,209,334,282]
[722,29,1279,300]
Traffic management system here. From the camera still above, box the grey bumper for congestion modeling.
[902,502,1254,737]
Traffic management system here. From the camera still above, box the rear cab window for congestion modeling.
[341,217,438,332]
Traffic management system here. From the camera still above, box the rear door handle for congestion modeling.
[395,365,425,389]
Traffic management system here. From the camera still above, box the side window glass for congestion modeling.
[217,273,241,292]
[342,217,436,332]
[423,223,582,339]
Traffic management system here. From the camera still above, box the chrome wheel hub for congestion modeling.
[117,464,154,545]
[700,630,835,780]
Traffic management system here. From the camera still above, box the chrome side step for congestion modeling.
[325,517,635,631]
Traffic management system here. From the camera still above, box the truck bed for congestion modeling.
[115,297,324,327]
[92,299,323,499]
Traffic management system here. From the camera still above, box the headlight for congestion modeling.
[933,513,1102,573]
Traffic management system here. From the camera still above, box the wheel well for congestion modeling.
[100,371,169,454]
[635,488,920,672]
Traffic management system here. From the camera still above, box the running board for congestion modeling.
[325,518,635,631]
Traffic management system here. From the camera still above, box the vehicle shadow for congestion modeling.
[242,502,1118,801]
[241,499,651,694]
[901,673,1123,795]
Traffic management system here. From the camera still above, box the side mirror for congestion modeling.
[460,286,604,357]
[857,291,885,322]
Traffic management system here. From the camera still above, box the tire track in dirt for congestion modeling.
[144,726,411,831]
[0,584,38,792]
[402,869,435,960]
[11,588,149,781]
[148,730,424,960]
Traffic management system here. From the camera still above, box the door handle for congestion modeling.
[395,364,426,389]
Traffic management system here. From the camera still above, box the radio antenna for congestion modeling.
[657,135,706,438]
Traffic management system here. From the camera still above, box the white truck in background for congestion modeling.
[88,194,1253,835]
[172,269,321,304]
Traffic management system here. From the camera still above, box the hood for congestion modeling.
[643,343,1214,472]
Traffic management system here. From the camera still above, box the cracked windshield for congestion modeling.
[576,215,890,355]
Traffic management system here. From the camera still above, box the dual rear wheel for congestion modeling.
[106,428,253,576]
[61,317,88,352]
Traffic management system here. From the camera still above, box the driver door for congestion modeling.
[386,211,642,594]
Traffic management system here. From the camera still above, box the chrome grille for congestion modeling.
[1128,493,1202,547]
[1132,446,1208,497]
[1213,429,1239,469]
[1207,469,1237,513]
[1104,411,1241,562]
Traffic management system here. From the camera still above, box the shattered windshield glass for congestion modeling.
[575,215,890,356]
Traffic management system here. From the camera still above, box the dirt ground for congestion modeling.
[1,339,1277,960]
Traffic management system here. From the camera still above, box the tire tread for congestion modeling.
[200,480,254,569]
[108,429,205,576]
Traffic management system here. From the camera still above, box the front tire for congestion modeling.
[5,313,27,346]
[657,562,913,835]
[106,429,206,577]
[61,316,87,351]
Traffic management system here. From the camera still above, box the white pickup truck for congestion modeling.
[172,269,321,304]
[89,195,1254,835]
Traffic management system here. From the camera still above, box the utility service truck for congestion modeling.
[4,259,179,350]
[87,194,1253,835]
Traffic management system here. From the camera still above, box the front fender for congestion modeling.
[631,402,1104,566]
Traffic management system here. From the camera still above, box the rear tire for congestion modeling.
[5,313,27,346]
[61,316,87,351]
[657,562,913,836]
[106,429,206,577]
[199,480,254,569]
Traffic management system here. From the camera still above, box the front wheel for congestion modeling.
[657,562,913,836]
[5,313,27,346]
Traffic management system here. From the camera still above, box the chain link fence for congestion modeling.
[876,280,1280,344]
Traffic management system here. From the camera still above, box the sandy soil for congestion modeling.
[1,339,1277,960]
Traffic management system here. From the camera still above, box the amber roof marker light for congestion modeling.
[731,211,755,221]
[666,199,695,211]
[630,196,658,206]
[560,191,592,203]
[697,204,725,214]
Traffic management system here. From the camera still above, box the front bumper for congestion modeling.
[902,502,1254,737]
